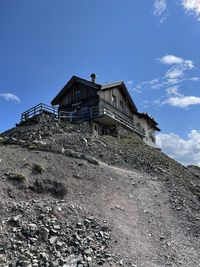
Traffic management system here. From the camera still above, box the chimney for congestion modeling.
[90,73,97,83]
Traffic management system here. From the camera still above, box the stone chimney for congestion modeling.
[90,73,97,83]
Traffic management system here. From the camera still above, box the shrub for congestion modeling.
[7,172,26,182]
[32,163,44,174]
[33,178,67,197]
[0,137,4,144]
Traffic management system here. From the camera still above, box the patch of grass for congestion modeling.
[121,137,141,145]
[32,163,44,174]
[7,172,26,182]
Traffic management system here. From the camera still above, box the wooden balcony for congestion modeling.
[92,100,146,137]
[21,103,58,122]
[20,101,146,137]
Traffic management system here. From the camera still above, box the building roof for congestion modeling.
[101,81,137,112]
[101,81,124,90]
[51,76,100,105]
[136,112,160,131]
[51,76,137,111]
[51,75,159,130]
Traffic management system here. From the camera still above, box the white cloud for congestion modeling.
[153,0,168,23]
[190,77,199,81]
[161,56,194,80]
[134,55,195,93]
[182,0,200,20]
[159,55,194,68]
[153,0,167,16]
[0,93,21,103]
[165,66,184,79]
[159,55,184,65]
[185,60,194,69]
[126,80,133,85]
[167,78,184,85]
[164,95,200,107]
[166,86,181,96]
[157,130,200,166]
[133,78,163,92]
[133,54,199,109]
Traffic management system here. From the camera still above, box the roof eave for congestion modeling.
[51,76,101,106]
[51,76,75,106]
[100,81,138,112]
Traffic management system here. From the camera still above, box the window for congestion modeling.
[74,89,81,102]
[112,94,116,104]
[120,100,124,109]
[149,131,156,143]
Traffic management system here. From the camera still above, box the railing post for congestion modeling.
[70,112,73,122]
[90,107,93,118]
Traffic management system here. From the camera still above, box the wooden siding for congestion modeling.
[59,82,98,108]
[98,87,133,118]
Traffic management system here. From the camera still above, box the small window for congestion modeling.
[149,131,156,143]
[112,95,116,104]
[74,89,81,102]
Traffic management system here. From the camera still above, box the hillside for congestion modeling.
[0,114,200,267]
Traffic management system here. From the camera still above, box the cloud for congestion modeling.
[165,62,194,81]
[160,55,194,80]
[164,95,200,107]
[159,55,184,65]
[153,0,168,23]
[153,0,200,22]
[0,93,21,103]
[133,54,198,103]
[182,0,200,20]
[185,60,195,69]
[159,55,194,68]
[165,66,184,79]
[157,130,200,166]
[126,80,133,85]
[190,77,200,81]
[133,54,200,109]
[166,86,181,96]
[133,78,161,92]
[167,78,184,85]
[153,0,167,16]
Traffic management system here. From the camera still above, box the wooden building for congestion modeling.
[51,74,160,147]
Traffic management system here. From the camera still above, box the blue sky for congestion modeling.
[0,0,200,166]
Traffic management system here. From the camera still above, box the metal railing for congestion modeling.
[21,103,58,122]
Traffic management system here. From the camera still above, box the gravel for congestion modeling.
[0,113,200,267]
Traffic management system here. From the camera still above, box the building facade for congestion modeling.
[51,74,160,147]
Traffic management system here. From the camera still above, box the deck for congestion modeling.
[21,102,145,137]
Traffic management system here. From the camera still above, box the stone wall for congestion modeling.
[2,113,144,146]
[1,113,93,143]
[115,125,143,141]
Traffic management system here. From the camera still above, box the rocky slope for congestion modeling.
[187,165,200,178]
[0,114,199,267]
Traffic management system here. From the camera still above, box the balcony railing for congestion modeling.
[94,101,145,136]
[21,103,58,122]
[20,102,145,137]
[59,102,145,137]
